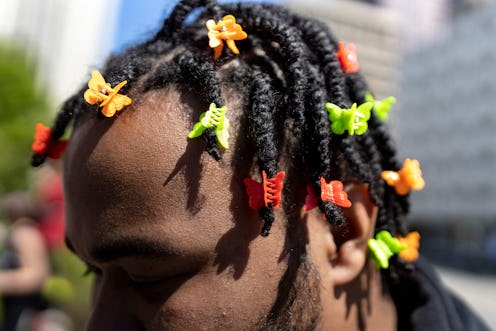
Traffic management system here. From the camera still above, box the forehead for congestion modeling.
[63,88,250,259]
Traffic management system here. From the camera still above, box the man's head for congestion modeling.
[63,87,389,330]
[34,1,413,329]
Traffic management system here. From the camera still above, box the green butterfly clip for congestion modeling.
[188,103,230,149]
[365,92,396,122]
[325,102,373,135]
[368,230,407,269]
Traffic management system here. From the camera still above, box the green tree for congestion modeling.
[0,42,51,194]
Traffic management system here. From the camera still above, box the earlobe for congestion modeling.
[329,184,378,286]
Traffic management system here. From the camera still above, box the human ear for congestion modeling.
[331,184,377,285]
[305,183,378,287]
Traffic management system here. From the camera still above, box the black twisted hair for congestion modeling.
[32,0,410,260]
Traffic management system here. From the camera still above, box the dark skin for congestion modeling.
[64,88,397,330]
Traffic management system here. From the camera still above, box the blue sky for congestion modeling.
[113,0,280,52]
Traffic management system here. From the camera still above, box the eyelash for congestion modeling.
[131,277,165,288]
[82,265,163,289]
[81,264,170,295]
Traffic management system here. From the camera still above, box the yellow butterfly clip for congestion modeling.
[206,15,248,59]
[381,158,425,195]
[83,70,132,117]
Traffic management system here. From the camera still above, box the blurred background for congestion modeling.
[0,0,495,329]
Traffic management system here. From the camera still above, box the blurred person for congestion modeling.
[33,166,66,251]
[32,0,490,330]
[0,192,49,331]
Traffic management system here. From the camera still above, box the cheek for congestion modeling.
[151,242,287,330]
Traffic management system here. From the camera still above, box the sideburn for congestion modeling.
[259,223,321,331]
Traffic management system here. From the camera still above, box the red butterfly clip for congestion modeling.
[32,123,68,159]
[244,171,285,210]
[320,178,352,208]
[337,42,360,73]
[304,179,352,210]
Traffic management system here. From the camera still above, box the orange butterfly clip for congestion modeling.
[381,158,425,196]
[207,14,248,59]
[397,231,421,262]
[32,123,68,159]
[244,171,285,210]
[337,42,359,73]
[83,70,132,117]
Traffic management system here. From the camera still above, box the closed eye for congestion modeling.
[128,275,168,290]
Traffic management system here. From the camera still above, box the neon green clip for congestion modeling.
[368,230,407,269]
[325,102,372,135]
[188,103,230,149]
[365,92,396,122]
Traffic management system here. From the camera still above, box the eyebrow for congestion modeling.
[65,236,178,263]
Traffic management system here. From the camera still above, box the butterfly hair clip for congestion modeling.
[244,171,286,211]
[32,123,68,160]
[304,179,352,211]
[365,92,396,122]
[325,102,373,135]
[337,42,360,73]
[397,231,421,262]
[368,230,407,269]
[381,158,425,196]
[206,14,248,59]
[84,70,132,117]
[188,103,230,149]
[320,178,352,208]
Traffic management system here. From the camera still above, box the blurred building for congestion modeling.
[396,1,496,223]
[288,0,402,99]
[379,0,451,50]
[0,0,120,104]
[379,0,490,49]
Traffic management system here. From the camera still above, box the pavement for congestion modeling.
[436,266,496,330]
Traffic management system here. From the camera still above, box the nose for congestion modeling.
[85,275,145,331]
